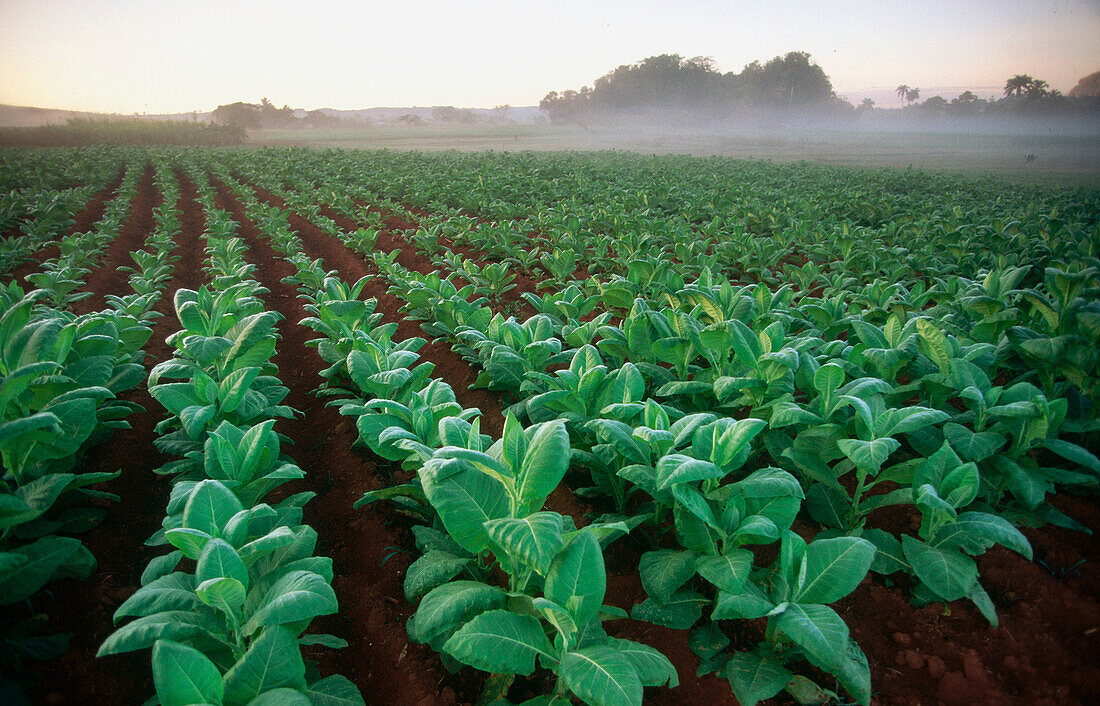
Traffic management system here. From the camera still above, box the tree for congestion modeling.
[857,97,875,114]
[896,84,910,104]
[905,87,920,105]
[1004,74,1033,97]
[1025,78,1051,99]
[212,102,261,129]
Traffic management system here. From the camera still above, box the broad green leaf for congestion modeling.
[695,550,753,593]
[114,572,200,621]
[795,537,875,604]
[196,576,245,619]
[772,603,849,672]
[545,531,605,626]
[151,639,224,706]
[603,636,678,688]
[932,511,1032,559]
[837,438,899,474]
[442,609,554,675]
[638,550,697,605]
[420,456,509,555]
[561,644,642,706]
[901,535,977,601]
[413,580,505,644]
[403,550,470,602]
[223,625,306,704]
[516,420,571,511]
[1042,438,1100,477]
[98,611,217,656]
[243,570,337,635]
[305,675,366,706]
[182,480,243,536]
[0,535,83,605]
[725,650,792,706]
[630,591,707,629]
[484,512,565,575]
[197,538,249,589]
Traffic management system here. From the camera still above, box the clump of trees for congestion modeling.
[539,52,849,124]
[212,97,296,129]
[883,73,1100,123]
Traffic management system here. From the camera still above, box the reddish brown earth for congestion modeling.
[22,161,1100,706]
[5,167,127,286]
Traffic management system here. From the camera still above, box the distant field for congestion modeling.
[249,123,1100,186]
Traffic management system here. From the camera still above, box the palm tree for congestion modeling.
[1004,74,1033,97]
[1025,79,1051,99]
[906,87,920,105]
[896,84,910,105]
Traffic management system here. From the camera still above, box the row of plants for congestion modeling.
[97,182,364,705]
[1,148,129,275]
[219,170,887,705]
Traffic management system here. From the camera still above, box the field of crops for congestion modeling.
[1,145,1098,706]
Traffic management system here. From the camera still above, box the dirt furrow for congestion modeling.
[71,164,159,315]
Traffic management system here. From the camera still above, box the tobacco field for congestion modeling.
[1,145,1098,706]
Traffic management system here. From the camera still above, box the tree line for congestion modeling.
[540,53,1100,126]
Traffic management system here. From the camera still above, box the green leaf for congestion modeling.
[197,538,249,590]
[223,625,306,704]
[413,580,506,644]
[603,637,678,688]
[403,550,470,602]
[420,456,509,555]
[901,535,977,601]
[725,650,792,706]
[305,675,366,706]
[943,423,1004,462]
[114,573,201,621]
[151,639,224,706]
[772,603,849,672]
[655,454,725,489]
[219,367,261,414]
[180,404,217,439]
[916,318,952,374]
[837,438,899,474]
[695,550,753,593]
[516,420,571,511]
[0,535,83,605]
[545,531,605,626]
[443,609,555,675]
[244,688,311,705]
[196,576,245,619]
[630,591,706,629]
[484,512,565,576]
[638,550,696,605]
[795,537,875,604]
[182,480,243,536]
[1042,438,1100,477]
[243,570,337,635]
[561,644,642,706]
[98,611,216,656]
[932,511,1032,560]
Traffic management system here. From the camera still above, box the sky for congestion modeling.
[1,0,1098,114]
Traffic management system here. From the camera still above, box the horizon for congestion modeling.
[1,1,1098,115]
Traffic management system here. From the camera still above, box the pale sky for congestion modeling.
[1,0,1098,113]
